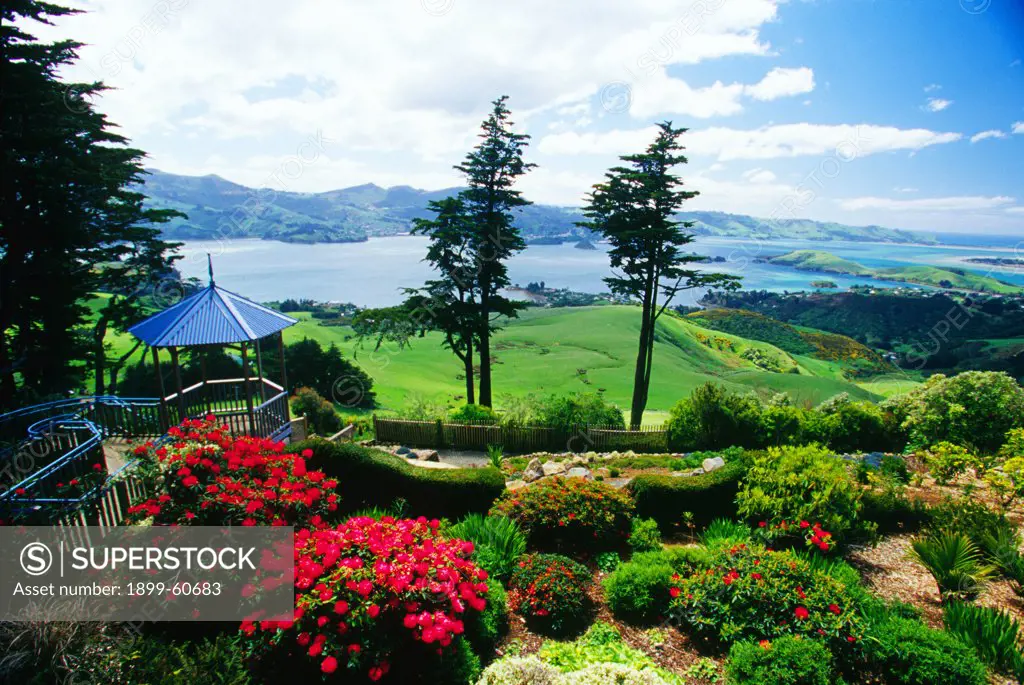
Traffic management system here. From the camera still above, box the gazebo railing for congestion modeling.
[164,378,290,439]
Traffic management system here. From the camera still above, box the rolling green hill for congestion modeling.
[762,249,1023,294]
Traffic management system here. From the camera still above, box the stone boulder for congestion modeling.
[542,460,567,477]
[523,458,545,482]
[506,479,527,491]
[413,449,439,462]
[395,446,412,456]
[566,467,592,480]
[702,456,725,473]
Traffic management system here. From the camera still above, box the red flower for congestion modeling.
[321,656,337,674]
[795,606,810,620]
[669,587,680,598]
[759,639,771,649]
[799,520,810,529]
[829,603,841,615]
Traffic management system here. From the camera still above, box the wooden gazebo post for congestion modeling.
[240,341,255,434]
[152,346,168,431]
[169,346,185,423]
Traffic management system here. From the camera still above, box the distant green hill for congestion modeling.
[141,170,936,246]
[762,249,1023,294]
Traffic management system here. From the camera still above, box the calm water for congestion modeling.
[175,235,1024,307]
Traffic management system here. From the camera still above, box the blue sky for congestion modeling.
[36,0,1024,235]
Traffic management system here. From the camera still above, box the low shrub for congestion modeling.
[980,527,1024,597]
[448,514,527,582]
[860,485,930,533]
[628,517,662,553]
[666,383,764,451]
[465,578,509,661]
[922,441,978,485]
[628,458,747,528]
[508,554,592,637]
[699,518,751,548]
[944,601,1024,681]
[242,516,489,682]
[805,395,894,453]
[667,543,863,651]
[449,404,499,424]
[928,496,1015,550]
[126,418,337,526]
[862,617,988,685]
[736,444,872,547]
[490,477,633,553]
[595,551,621,573]
[985,428,1024,510]
[110,634,252,685]
[909,532,995,602]
[535,392,625,432]
[539,622,682,684]
[476,656,560,685]
[603,556,675,624]
[290,387,343,436]
[725,635,832,685]
[294,439,504,521]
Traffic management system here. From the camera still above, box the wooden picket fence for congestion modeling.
[372,417,668,454]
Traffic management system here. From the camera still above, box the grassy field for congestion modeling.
[100,303,912,422]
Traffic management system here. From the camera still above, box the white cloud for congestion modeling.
[924,84,942,92]
[970,129,1007,143]
[892,187,918,193]
[742,168,777,183]
[1013,122,1024,134]
[838,195,1015,212]
[539,123,962,160]
[1006,207,1024,215]
[923,98,952,112]
[744,67,815,101]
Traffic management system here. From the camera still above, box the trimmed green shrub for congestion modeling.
[448,514,526,582]
[862,617,987,685]
[293,439,504,521]
[628,517,662,553]
[726,636,832,685]
[628,458,747,528]
[736,444,872,546]
[909,532,995,601]
[490,477,634,552]
[449,404,498,423]
[602,554,675,624]
[535,392,625,432]
[476,656,560,685]
[508,554,592,637]
[539,622,682,684]
[465,578,509,661]
[944,601,1024,681]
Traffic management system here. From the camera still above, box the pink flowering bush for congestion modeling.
[242,515,490,681]
[125,417,338,526]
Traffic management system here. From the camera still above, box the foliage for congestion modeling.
[276,337,376,408]
[450,404,499,424]
[985,428,1024,509]
[667,383,764,451]
[508,554,592,637]
[943,601,1024,681]
[736,445,871,546]
[0,619,126,685]
[534,392,626,432]
[578,122,740,426]
[464,578,509,660]
[126,418,337,526]
[595,551,621,573]
[242,516,489,682]
[805,395,894,453]
[979,526,1024,597]
[476,656,562,685]
[629,517,663,553]
[490,476,634,552]
[908,532,995,602]
[861,617,987,685]
[291,386,344,436]
[667,543,864,650]
[884,371,1024,453]
[448,514,527,582]
[486,444,504,469]
[699,518,752,548]
[112,634,252,685]
[628,458,747,528]
[860,485,930,534]
[296,439,504,521]
[538,622,682,684]
[928,496,1014,552]
[921,441,978,485]
[725,636,832,685]
[602,554,675,624]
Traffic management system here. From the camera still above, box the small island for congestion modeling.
[574,239,597,250]
[811,280,839,289]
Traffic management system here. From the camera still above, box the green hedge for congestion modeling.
[627,458,748,528]
[292,439,505,521]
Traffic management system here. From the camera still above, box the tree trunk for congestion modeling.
[478,287,492,407]
[464,336,475,405]
[93,316,109,396]
[629,280,655,428]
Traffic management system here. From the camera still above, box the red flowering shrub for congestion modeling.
[125,417,338,526]
[507,553,592,636]
[489,477,633,552]
[755,519,835,554]
[241,516,489,681]
[668,542,862,653]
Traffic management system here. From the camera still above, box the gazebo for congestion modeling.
[128,263,298,440]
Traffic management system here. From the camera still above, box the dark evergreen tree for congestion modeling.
[579,122,740,427]
[455,96,536,407]
[0,0,179,407]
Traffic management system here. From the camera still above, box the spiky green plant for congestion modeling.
[980,526,1024,598]
[486,444,504,469]
[699,518,751,548]
[449,513,526,581]
[909,532,995,602]
[944,601,1024,681]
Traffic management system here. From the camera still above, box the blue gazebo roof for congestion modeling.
[129,284,297,348]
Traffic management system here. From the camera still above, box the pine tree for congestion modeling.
[455,96,536,407]
[579,122,740,427]
[0,0,179,407]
